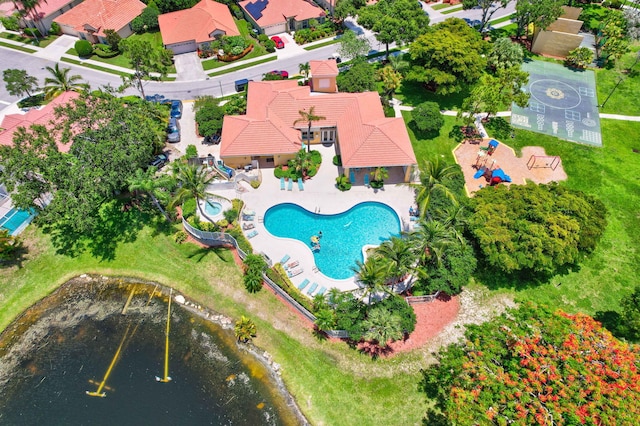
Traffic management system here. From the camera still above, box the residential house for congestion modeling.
[238,0,325,36]
[220,61,417,183]
[53,0,146,44]
[0,91,79,153]
[1,0,84,36]
[158,0,240,55]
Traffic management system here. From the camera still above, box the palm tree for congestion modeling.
[436,204,468,245]
[370,166,389,184]
[388,53,409,74]
[290,149,313,180]
[169,162,216,223]
[127,167,174,222]
[314,308,335,331]
[14,0,48,41]
[363,307,403,348]
[413,157,459,219]
[375,236,415,288]
[234,316,257,342]
[293,106,325,153]
[410,219,455,268]
[43,63,89,99]
[299,62,310,84]
[351,257,392,304]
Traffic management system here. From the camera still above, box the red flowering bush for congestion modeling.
[421,303,640,425]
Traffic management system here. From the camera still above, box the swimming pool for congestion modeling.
[204,200,223,216]
[264,202,401,280]
[0,207,35,235]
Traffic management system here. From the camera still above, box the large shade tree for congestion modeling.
[408,18,488,95]
[422,303,640,425]
[357,0,429,59]
[515,0,566,38]
[468,182,607,275]
[2,68,39,98]
[0,92,167,236]
[119,38,172,98]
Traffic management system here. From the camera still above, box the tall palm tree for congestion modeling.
[299,62,310,84]
[413,157,459,219]
[388,53,409,74]
[43,63,89,99]
[290,149,313,180]
[410,219,455,268]
[436,204,468,245]
[375,236,415,288]
[169,162,216,224]
[127,167,174,222]
[14,0,48,40]
[293,106,325,153]
[351,257,392,304]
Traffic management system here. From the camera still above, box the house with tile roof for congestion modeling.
[0,91,79,153]
[219,61,417,183]
[309,59,338,93]
[1,0,84,36]
[238,0,326,36]
[53,0,146,44]
[158,0,240,55]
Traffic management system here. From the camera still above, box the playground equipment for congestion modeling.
[527,155,561,171]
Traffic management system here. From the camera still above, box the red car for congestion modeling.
[270,35,284,49]
[267,70,289,79]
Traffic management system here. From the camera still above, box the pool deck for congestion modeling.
[214,143,416,296]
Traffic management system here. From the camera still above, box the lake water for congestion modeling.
[0,276,302,425]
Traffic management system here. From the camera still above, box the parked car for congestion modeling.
[266,70,289,79]
[270,35,284,49]
[203,134,221,145]
[167,117,181,143]
[162,99,183,119]
[149,153,168,169]
[145,93,165,103]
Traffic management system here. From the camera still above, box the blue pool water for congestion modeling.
[264,202,400,280]
[0,208,34,235]
[204,200,222,216]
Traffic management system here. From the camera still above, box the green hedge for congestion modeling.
[227,227,252,254]
[266,265,316,313]
[94,44,119,58]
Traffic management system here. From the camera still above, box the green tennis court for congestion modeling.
[511,60,602,147]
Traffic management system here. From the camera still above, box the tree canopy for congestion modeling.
[194,95,225,137]
[422,303,640,425]
[357,0,429,58]
[3,68,39,98]
[468,182,607,275]
[337,29,370,61]
[408,18,488,95]
[460,66,530,119]
[119,38,172,98]
[515,0,566,37]
[336,59,376,93]
[462,0,509,33]
[487,37,524,71]
[0,92,167,236]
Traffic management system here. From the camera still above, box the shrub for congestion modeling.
[49,22,61,35]
[216,219,229,228]
[266,266,316,312]
[249,180,261,189]
[231,198,244,212]
[566,47,594,69]
[17,93,45,108]
[94,44,119,58]
[104,29,122,52]
[413,101,444,133]
[224,208,238,223]
[336,175,351,191]
[229,4,244,20]
[310,150,322,165]
[0,15,20,32]
[185,144,198,158]
[174,230,188,243]
[258,34,268,43]
[264,39,276,52]
[75,39,93,57]
[227,227,252,254]
[333,155,342,166]
[182,198,197,219]
[23,27,41,38]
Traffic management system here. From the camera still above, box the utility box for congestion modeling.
[234,79,249,92]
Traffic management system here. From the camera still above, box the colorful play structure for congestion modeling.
[472,140,512,186]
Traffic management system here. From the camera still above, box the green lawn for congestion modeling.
[62,57,132,77]
[0,40,37,53]
[489,14,514,26]
[441,5,463,14]
[404,110,640,316]
[0,32,58,47]
[432,3,457,10]
[596,44,640,116]
[304,38,340,51]
[206,56,277,76]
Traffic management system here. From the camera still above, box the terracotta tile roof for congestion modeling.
[158,0,239,46]
[220,76,416,168]
[310,59,338,77]
[2,0,76,19]
[0,92,79,153]
[53,0,146,38]
[238,0,325,28]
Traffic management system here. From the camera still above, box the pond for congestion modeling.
[0,276,303,425]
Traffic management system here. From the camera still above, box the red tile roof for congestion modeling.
[53,0,146,38]
[158,0,239,46]
[310,59,338,77]
[0,92,79,153]
[238,0,325,28]
[2,0,76,19]
[220,77,416,168]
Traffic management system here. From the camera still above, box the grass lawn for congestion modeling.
[441,5,463,14]
[207,56,277,76]
[432,3,456,10]
[61,57,132,77]
[596,43,640,116]
[0,40,37,53]
[0,209,430,425]
[0,32,58,48]
[489,14,514,25]
[304,38,340,51]
[404,111,640,316]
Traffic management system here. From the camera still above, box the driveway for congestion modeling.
[173,52,207,81]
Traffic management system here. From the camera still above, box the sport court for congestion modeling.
[511,60,602,147]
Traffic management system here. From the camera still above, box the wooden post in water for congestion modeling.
[156,288,172,383]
